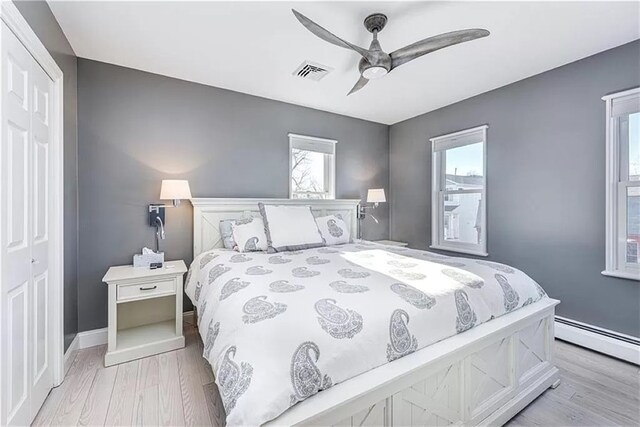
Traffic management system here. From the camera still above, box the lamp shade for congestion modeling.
[366,188,386,203]
[160,180,192,200]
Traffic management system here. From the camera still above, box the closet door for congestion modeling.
[1,22,54,426]
[29,34,54,416]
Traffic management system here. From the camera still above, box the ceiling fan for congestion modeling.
[292,9,490,95]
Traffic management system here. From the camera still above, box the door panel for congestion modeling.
[6,122,28,251]
[33,271,48,383]
[7,284,28,424]
[2,22,33,427]
[28,31,54,418]
[1,22,55,426]
[33,138,48,243]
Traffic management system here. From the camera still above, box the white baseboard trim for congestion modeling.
[78,327,108,348]
[63,334,79,375]
[555,316,640,365]
[75,311,197,350]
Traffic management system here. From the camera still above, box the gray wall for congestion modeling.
[77,59,389,331]
[390,41,640,336]
[14,0,78,350]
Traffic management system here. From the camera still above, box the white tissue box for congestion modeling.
[133,251,164,268]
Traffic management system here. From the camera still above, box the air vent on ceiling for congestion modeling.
[293,61,332,82]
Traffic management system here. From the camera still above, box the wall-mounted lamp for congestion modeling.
[358,188,386,239]
[148,180,192,252]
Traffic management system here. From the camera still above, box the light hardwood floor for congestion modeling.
[35,319,639,426]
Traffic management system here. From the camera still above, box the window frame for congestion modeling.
[430,125,488,257]
[602,88,640,281]
[288,133,336,200]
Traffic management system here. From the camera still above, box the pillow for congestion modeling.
[219,219,236,249]
[231,217,268,252]
[258,203,325,252]
[315,215,350,245]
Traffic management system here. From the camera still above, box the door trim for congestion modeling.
[1,1,64,387]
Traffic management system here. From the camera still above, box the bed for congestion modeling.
[187,198,560,426]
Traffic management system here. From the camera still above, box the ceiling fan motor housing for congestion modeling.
[364,13,388,33]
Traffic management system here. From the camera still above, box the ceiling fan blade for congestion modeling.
[292,9,374,61]
[347,76,369,95]
[390,29,490,69]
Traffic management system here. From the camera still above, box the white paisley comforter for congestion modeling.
[184,241,547,426]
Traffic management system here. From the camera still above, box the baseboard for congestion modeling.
[63,334,79,375]
[75,311,196,350]
[555,316,640,365]
[78,327,108,348]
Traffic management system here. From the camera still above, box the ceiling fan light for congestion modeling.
[362,66,388,80]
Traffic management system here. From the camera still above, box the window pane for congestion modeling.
[629,112,640,181]
[627,186,640,265]
[443,192,483,245]
[445,142,483,190]
[291,148,326,194]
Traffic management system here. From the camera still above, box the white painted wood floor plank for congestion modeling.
[35,324,639,427]
[78,362,118,426]
[132,355,160,426]
[104,359,140,426]
[158,351,186,426]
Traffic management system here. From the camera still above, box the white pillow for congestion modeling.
[315,215,350,246]
[231,217,268,252]
[258,203,325,252]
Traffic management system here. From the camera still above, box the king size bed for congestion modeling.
[185,198,560,426]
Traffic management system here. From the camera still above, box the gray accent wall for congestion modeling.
[14,0,79,350]
[77,59,389,331]
[390,41,640,336]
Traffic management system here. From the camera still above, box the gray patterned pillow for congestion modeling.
[219,220,236,249]
[315,215,350,245]
[231,217,269,252]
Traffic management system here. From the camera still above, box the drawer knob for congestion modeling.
[139,285,158,291]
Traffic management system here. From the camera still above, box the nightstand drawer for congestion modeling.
[117,279,176,302]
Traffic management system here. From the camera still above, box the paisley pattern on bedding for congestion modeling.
[442,268,484,288]
[269,280,305,293]
[329,280,369,293]
[290,342,333,405]
[390,282,436,309]
[204,319,220,359]
[268,255,292,264]
[455,289,477,333]
[315,298,363,339]
[496,274,520,312]
[219,277,250,301]
[229,253,252,263]
[217,346,253,412]
[337,268,370,279]
[185,241,548,426]
[241,296,287,324]
[386,309,418,361]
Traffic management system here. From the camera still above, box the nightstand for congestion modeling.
[102,260,187,366]
[375,239,409,247]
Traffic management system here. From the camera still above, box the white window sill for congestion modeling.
[601,270,640,281]
[429,245,488,257]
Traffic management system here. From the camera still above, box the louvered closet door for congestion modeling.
[1,22,54,426]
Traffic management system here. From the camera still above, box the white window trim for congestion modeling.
[430,125,488,257]
[288,133,336,199]
[602,88,640,281]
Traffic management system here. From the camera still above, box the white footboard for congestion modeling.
[268,298,560,426]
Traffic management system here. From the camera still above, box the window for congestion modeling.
[430,125,487,256]
[289,133,336,199]
[603,88,640,281]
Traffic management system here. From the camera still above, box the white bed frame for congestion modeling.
[191,198,560,427]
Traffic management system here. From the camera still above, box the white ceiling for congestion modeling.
[48,1,639,125]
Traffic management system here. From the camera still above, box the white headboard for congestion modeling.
[191,198,361,257]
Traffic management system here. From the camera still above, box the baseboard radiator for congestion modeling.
[554,316,639,365]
